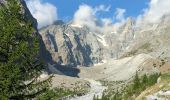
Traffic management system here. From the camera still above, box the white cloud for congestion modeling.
[137,0,170,24]
[72,4,119,33]
[94,5,111,13]
[101,18,112,26]
[101,18,116,33]
[73,4,96,30]
[26,0,57,28]
[115,8,126,22]
[112,8,127,30]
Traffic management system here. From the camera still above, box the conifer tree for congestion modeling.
[133,72,140,92]
[142,74,148,84]
[0,0,51,99]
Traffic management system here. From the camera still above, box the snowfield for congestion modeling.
[96,34,108,47]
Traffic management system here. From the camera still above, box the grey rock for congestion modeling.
[40,13,170,67]
[40,17,136,67]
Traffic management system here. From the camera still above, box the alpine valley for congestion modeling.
[39,13,170,100]
[1,0,170,100]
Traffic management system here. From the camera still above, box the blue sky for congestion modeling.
[26,0,170,29]
[43,0,149,21]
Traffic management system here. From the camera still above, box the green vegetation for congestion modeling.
[37,84,89,100]
[0,0,51,99]
[136,72,170,100]
[37,88,77,100]
[161,72,170,83]
[94,72,160,100]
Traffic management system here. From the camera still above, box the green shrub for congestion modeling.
[100,72,160,100]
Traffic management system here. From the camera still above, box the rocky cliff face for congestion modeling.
[40,14,170,67]
[40,18,136,66]
[123,15,170,59]
[40,21,95,66]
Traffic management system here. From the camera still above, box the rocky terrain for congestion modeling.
[70,79,107,100]
[78,54,159,81]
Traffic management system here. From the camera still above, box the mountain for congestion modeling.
[40,15,170,69]
[123,15,170,59]
[38,14,170,99]
[39,18,137,67]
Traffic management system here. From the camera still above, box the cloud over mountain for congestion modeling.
[72,4,127,33]
[137,0,170,24]
[26,0,58,28]
[115,8,126,23]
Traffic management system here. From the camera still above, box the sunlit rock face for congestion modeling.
[40,14,170,67]
[39,18,136,67]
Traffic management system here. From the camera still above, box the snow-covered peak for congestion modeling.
[70,24,83,28]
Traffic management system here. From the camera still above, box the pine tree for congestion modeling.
[93,95,96,100]
[133,72,140,93]
[112,90,121,100]
[148,73,159,85]
[140,74,148,90]
[142,74,148,84]
[0,0,51,99]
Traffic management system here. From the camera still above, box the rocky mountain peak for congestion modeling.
[52,20,65,26]
[126,17,134,25]
[38,10,170,68]
[39,17,138,66]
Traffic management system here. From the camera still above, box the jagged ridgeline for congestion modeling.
[0,0,51,99]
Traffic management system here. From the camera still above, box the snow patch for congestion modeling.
[96,34,108,47]
[65,33,71,37]
[111,31,117,34]
[125,46,130,50]
[70,24,83,28]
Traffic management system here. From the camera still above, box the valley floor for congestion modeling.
[70,79,107,100]
[44,53,170,100]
